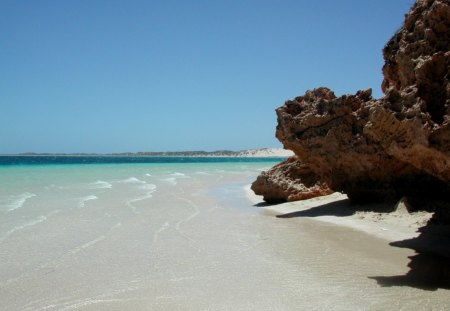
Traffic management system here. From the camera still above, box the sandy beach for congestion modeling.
[248,186,450,305]
[246,188,432,243]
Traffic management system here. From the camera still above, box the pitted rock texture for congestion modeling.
[252,0,450,210]
[251,156,333,203]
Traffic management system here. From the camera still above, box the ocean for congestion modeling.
[0,156,286,310]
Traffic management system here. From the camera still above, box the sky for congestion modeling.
[0,0,415,153]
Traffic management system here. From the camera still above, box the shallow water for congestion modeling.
[0,159,449,310]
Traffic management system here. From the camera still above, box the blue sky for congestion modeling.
[1,0,414,153]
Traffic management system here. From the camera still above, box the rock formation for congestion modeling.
[252,156,333,203]
[252,0,450,218]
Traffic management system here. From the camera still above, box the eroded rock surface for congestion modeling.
[252,0,450,212]
[251,156,332,203]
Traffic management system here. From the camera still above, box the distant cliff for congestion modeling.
[252,0,450,222]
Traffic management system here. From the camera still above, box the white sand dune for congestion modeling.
[235,148,295,157]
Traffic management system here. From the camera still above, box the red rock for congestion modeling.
[251,156,333,203]
[252,0,450,210]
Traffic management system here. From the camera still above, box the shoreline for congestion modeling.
[2,148,295,158]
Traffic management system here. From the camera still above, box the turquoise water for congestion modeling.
[0,157,283,309]
[0,156,282,213]
[0,158,280,231]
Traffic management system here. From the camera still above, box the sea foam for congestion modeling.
[126,183,157,213]
[89,180,113,189]
[169,172,187,177]
[160,172,189,185]
[118,177,146,184]
[78,195,98,208]
[4,192,37,212]
[0,210,59,243]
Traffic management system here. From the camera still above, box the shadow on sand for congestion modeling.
[272,198,398,219]
[275,199,354,218]
[267,199,450,290]
[370,225,450,290]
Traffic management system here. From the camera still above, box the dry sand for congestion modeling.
[246,188,432,243]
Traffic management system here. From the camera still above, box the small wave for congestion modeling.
[0,210,58,243]
[78,195,98,208]
[89,180,112,189]
[169,172,186,177]
[126,184,157,213]
[118,177,146,184]
[145,173,152,177]
[5,192,36,212]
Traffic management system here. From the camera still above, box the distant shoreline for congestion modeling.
[1,148,295,158]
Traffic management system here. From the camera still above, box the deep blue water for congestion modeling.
[0,155,285,166]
